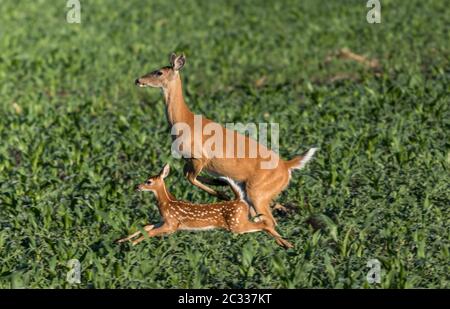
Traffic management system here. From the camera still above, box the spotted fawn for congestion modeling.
[117,164,293,248]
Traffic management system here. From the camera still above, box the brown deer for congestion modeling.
[135,53,317,228]
[117,164,293,248]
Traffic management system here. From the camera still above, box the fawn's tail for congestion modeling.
[221,177,245,201]
[285,148,318,171]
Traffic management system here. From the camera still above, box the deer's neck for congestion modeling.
[154,184,174,216]
[163,76,193,126]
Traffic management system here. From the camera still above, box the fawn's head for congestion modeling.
[135,53,186,88]
[137,164,170,194]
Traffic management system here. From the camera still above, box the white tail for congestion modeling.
[287,148,318,171]
[220,177,245,201]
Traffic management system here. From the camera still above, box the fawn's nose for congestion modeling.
[135,79,140,85]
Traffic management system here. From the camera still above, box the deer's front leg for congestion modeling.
[117,224,155,243]
[185,160,230,200]
[131,224,176,246]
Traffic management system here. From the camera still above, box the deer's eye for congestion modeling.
[155,71,163,76]
[145,180,152,185]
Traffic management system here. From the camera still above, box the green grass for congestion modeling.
[0,0,449,288]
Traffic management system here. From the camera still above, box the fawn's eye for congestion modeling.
[145,180,152,185]
[155,71,163,76]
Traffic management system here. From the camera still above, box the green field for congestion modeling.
[0,0,448,288]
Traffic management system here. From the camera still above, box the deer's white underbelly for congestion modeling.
[179,226,217,231]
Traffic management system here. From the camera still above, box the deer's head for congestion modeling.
[137,164,170,194]
[135,53,186,88]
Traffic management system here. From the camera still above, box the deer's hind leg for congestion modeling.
[260,224,294,248]
[231,213,293,249]
[272,203,288,213]
[246,169,291,226]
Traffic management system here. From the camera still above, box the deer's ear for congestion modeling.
[169,53,177,67]
[160,164,170,179]
[172,53,186,71]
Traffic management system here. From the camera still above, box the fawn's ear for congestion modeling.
[160,164,170,179]
[170,53,186,71]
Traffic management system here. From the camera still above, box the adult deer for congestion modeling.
[135,53,317,228]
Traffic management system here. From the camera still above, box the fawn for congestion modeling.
[117,164,293,248]
[135,53,317,228]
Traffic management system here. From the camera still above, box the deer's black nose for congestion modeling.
[135,79,140,85]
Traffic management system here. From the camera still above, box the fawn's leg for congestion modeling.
[232,218,293,249]
[131,224,175,246]
[117,224,155,243]
[261,224,294,249]
[185,160,230,200]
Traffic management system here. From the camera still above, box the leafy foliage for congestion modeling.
[0,0,448,288]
